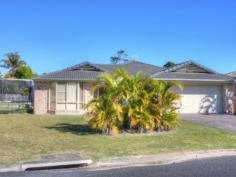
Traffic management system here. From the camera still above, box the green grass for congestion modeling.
[0,114,236,164]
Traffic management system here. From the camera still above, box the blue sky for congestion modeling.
[0,0,236,74]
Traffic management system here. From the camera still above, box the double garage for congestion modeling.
[175,84,223,114]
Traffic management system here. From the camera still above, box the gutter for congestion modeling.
[153,78,234,83]
[33,78,98,82]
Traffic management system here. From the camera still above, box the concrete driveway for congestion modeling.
[181,114,236,134]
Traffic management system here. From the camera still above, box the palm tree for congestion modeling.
[121,73,152,132]
[110,50,128,64]
[87,68,183,134]
[87,95,123,134]
[148,80,183,131]
[87,69,125,134]
[0,52,26,77]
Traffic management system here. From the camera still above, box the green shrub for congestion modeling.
[87,68,182,134]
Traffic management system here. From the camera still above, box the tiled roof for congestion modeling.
[34,61,162,81]
[121,61,163,75]
[34,60,234,83]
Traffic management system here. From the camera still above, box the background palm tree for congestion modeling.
[0,52,26,78]
[110,50,128,64]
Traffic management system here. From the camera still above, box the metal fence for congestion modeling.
[0,101,32,113]
[0,79,33,113]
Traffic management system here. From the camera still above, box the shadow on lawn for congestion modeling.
[46,123,99,135]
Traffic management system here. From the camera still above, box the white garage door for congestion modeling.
[177,85,223,114]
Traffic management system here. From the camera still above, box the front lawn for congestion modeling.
[0,114,236,164]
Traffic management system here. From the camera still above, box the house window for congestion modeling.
[57,83,66,102]
[67,83,77,111]
[56,82,85,111]
[57,83,66,110]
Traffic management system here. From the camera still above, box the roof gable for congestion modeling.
[151,60,234,83]
[152,60,217,77]
[62,62,104,72]
[174,63,212,73]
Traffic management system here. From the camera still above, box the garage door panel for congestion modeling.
[176,86,222,114]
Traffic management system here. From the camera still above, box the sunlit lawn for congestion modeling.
[0,114,236,164]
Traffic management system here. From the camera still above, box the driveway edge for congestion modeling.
[94,149,236,169]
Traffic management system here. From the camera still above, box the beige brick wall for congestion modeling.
[83,82,94,104]
[34,81,50,114]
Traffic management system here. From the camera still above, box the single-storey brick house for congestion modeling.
[33,60,235,115]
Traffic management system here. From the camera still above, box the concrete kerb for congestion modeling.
[1,149,236,173]
[94,149,236,168]
[0,165,21,173]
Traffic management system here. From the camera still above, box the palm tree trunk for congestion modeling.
[139,125,144,134]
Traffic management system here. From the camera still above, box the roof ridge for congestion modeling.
[124,60,162,68]
[92,63,121,66]
[35,61,93,78]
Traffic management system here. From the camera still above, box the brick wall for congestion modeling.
[83,82,94,104]
[34,81,50,114]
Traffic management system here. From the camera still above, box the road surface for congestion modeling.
[1,156,236,177]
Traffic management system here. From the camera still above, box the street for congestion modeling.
[1,156,236,177]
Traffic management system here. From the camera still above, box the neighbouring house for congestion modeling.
[228,71,236,79]
[33,60,235,115]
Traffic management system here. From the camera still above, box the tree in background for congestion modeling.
[0,52,26,77]
[14,66,36,79]
[0,52,36,79]
[110,50,129,64]
[0,71,3,78]
[163,61,176,68]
